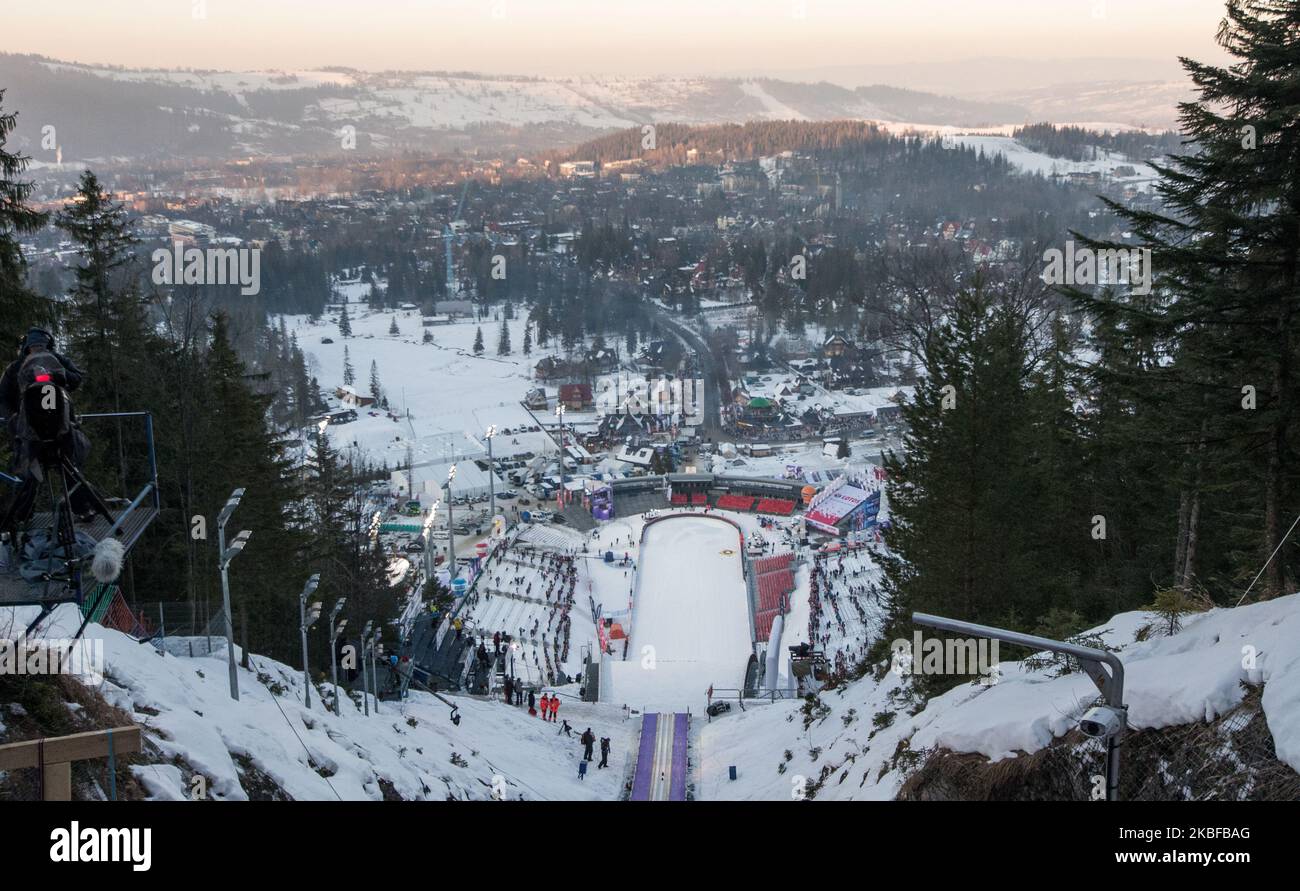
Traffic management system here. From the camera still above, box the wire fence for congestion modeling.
[136,601,231,659]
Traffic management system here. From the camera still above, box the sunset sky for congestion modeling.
[7,0,1232,79]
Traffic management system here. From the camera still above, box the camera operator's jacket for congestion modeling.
[1,348,87,482]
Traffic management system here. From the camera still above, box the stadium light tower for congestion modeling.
[217,487,250,701]
[555,405,566,509]
[445,464,459,580]
[298,574,322,708]
[421,498,442,580]
[360,620,374,717]
[371,638,383,715]
[328,598,347,715]
[466,425,498,521]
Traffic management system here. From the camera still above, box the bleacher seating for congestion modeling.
[754,608,781,640]
[752,553,794,575]
[756,569,794,611]
[691,493,709,506]
[755,498,796,516]
[715,494,755,511]
[670,493,687,505]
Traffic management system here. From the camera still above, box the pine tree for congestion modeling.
[1070,0,1300,600]
[205,313,308,663]
[56,169,160,492]
[369,360,384,407]
[473,326,484,356]
[497,319,512,355]
[389,316,400,336]
[874,283,1081,687]
[522,325,532,356]
[0,90,53,346]
[343,345,355,386]
[338,304,352,338]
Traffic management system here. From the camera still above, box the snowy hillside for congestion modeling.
[698,594,1300,800]
[1,604,634,801]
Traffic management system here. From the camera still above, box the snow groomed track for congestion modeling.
[603,515,752,712]
[629,712,689,801]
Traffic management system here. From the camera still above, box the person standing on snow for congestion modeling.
[580,728,595,761]
[548,693,559,723]
[599,736,611,769]
[537,692,548,718]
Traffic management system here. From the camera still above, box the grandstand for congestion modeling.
[749,552,796,641]
[754,498,796,516]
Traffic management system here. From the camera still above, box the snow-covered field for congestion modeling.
[946,134,1161,189]
[286,302,558,474]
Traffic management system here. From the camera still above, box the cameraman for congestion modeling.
[0,328,87,546]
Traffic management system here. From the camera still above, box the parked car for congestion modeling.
[404,540,424,552]
[496,490,518,500]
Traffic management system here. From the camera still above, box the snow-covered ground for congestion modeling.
[945,134,1161,189]
[285,302,558,475]
[0,604,634,801]
[699,593,1300,800]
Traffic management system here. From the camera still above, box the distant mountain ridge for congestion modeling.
[0,53,1179,165]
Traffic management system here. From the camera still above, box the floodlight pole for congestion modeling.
[371,639,382,715]
[445,465,458,580]
[912,612,1127,801]
[556,405,566,509]
[423,498,441,581]
[217,488,247,702]
[299,573,321,708]
[328,599,347,715]
[360,621,374,717]
[485,426,497,522]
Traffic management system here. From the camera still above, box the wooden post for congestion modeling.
[0,726,142,801]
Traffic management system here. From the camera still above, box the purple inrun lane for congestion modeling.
[669,713,689,801]
[630,713,659,801]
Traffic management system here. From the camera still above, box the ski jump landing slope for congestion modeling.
[603,515,752,713]
[630,713,689,801]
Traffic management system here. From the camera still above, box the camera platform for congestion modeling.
[0,411,160,638]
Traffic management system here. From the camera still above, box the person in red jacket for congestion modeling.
[548,694,559,722]
[537,693,549,718]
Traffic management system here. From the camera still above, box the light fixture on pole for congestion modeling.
[555,404,566,509]
[360,620,374,717]
[467,425,498,523]
[445,463,459,580]
[299,573,322,708]
[217,487,248,702]
[328,598,347,716]
[371,638,383,715]
[421,497,442,581]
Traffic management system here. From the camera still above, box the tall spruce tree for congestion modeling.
[0,90,53,346]
[1071,0,1300,600]
[875,283,1084,686]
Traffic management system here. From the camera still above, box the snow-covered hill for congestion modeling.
[0,603,633,801]
[699,594,1300,800]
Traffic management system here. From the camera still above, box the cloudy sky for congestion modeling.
[9,0,1231,79]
